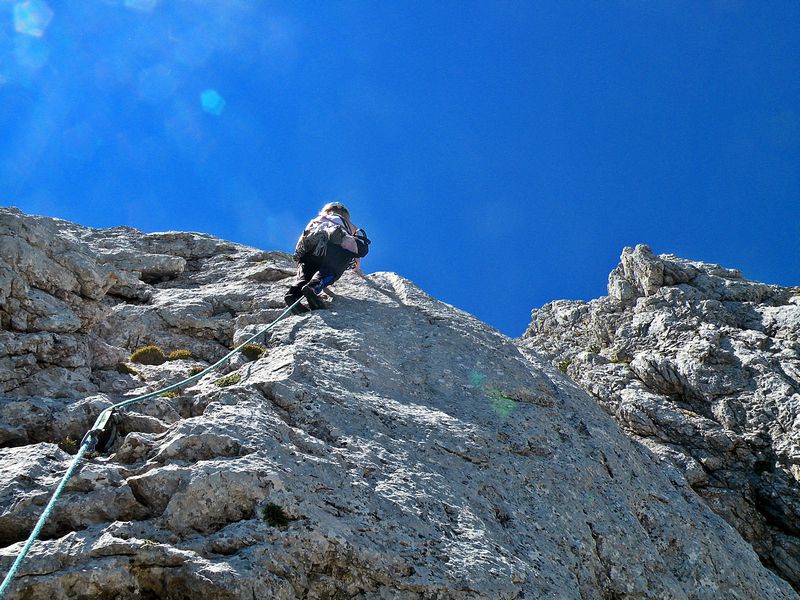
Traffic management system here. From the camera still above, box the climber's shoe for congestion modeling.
[301,284,327,310]
[284,293,309,315]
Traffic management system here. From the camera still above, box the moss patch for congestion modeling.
[116,363,140,376]
[240,343,266,361]
[168,349,192,361]
[214,373,241,387]
[261,503,292,527]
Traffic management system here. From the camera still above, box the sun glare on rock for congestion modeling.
[13,0,54,38]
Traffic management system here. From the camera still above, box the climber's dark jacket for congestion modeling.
[288,215,369,298]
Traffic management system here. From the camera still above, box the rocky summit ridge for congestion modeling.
[0,207,797,599]
[522,244,800,592]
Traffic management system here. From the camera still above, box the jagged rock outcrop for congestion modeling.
[523,244,800,591]
[0,207,252,397]
[1,211,797,599]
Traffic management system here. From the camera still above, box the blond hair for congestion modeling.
[320,202,350,220]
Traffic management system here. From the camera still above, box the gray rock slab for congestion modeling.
[0,211,795,598]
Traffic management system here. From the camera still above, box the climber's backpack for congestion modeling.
[294,216,348,260]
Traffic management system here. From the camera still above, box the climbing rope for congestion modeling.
[0,297,305,599]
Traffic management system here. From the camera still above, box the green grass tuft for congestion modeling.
[188,367,205,377]
[130,345,166,365]
[160,390,180,398]
[168,349,192,361]
[557,359,571,374]
[58,436,78,455]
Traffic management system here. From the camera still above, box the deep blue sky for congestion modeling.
[2,1,799,336]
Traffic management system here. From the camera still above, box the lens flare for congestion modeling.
[201,89,225,116]
[13,0,54,38]
[62,122,101,162]
[165,104,204,153]
[138,64,177,103]
[124,0,157,12]
[486,387,517,418]
[14,35,49,70]
[469,370,517,418]
[468,370,486,386]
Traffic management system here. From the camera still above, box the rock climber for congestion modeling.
[285,202,370,312]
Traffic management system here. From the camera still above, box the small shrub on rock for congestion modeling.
[168,349,192,361]
[557,359,571,374]
[160,390,180,398]
[130,345,166,365]
[240,343,266,361]
[59,436,78,455]
[188,367,205,377]
[214,373,241,387]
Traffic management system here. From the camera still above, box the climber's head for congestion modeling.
[320,202,350,220]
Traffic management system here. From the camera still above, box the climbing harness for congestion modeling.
[0,297,305,599]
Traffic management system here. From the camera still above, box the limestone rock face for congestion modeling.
[523,244,800,590]
[1,213,796,599]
